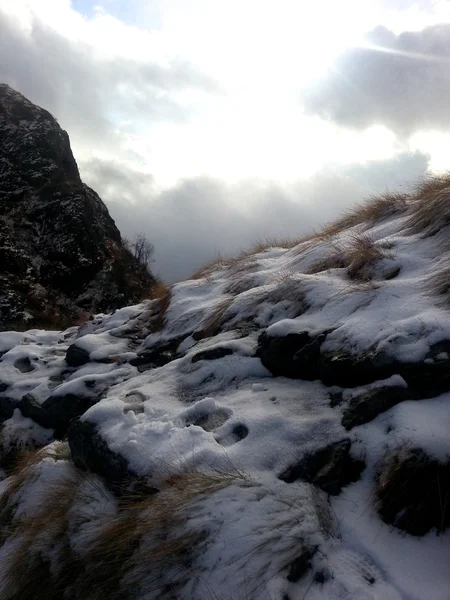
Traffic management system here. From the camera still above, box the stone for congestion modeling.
[19,394,54,429]
[42,393,100,438]
[376,446,450,535]
[191,346,234,363]
[130,337,183,371]
[0,396,16,422]
[257,331,324,379]
[258,330,450,401]
[68,419,135,484]
[65,344,90,367]
[342,386,411,430]
[279,439,365,495]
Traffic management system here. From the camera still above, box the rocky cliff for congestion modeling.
[0,84,155,330]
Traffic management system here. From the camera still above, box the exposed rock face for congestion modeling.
[279,439,365,495]
[376,447,450,535]
[0,84,155,330]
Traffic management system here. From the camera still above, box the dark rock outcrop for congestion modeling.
[130,337,184,371]
[279,439,365,495]
[258,331,450,399]
[19,391,100,437]
[0,84,155,330]
[65,344,91,367]
[342,386,411,430]
[68,419,136,484]
[376,446,450,535]
[191,346,234,363]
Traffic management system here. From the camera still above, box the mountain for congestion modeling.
[0,84,155,330]
[0,156,450,596]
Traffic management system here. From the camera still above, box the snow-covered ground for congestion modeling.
[1,192,450,600]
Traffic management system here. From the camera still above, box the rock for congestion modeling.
[191,346,234,363]
[19,394,54,429]
[65,344,90,367]
[130,337,183,371]
[286,547,317,582]
[0,396,16,422]
[68,419,135,484]
[258,331,450,400]
[0,84,155,329]
[376,446,450,535]
[42,393,100,438]
[342,386,411,430]
[279,439,365,495]
[257,331,324,379]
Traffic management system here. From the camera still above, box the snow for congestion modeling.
[1,204,450,599]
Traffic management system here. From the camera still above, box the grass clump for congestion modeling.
[407,173,450,236]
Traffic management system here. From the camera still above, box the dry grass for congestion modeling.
[407,173,450,236]
[190,254,234,280]
[200,297,234,338]
[225,274,258,296]
[189,237,308,283]
[0,454,244,600]
[319,191,409,239]
[428,265,450,306]
[147,285,172,333]
[304,248,347,275]
[346,233,392,281]
[304,234,392,282]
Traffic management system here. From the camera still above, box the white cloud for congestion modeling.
[302,24,450,136]
[81,152,429,282]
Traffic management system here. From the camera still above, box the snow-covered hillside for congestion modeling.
[1,178,450,600]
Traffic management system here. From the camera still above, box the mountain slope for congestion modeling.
[0,84,155,329]
[0,177,450,599]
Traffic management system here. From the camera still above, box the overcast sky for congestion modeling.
[1,0,450,281]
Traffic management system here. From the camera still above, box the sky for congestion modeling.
[1,0,450,281]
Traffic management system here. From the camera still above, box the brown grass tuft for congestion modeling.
[147,286,172,333]
[304,234,392,282]
[346,233,392,281]
[190,254,234,280]
[407,173,450,236]
[0,456,244,600]
[319,191,408,238]
[428,264,450,307]
[200,297,234,338]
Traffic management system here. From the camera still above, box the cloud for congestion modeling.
[302,24,450,135]
[0,3,221,153]
[81,152,429,282]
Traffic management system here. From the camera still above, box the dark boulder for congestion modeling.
[0,395,16,422]
[19,394,54,429]
[279,439,365,495]
[42,393,100,438]
[258,330,450,400]
[130,337,184,371]
[191,346,234,363]
[68,419,135,484]
[376,446,450,535]
[65,344,90,367]
[342,386,411,430]
[18,391,99,437]
[256,331,325,379]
